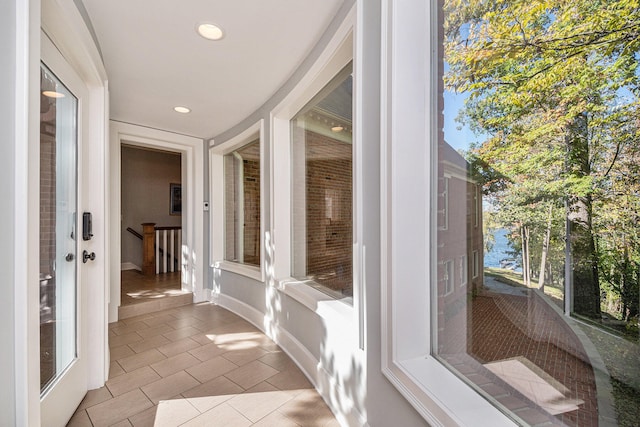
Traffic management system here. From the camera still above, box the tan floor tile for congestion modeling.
[66,409,92,427]
[127,405,157,427]
[157,337,200,357]
[225,360,279,390]
[180,394,232,414]
[109,361,126,379]
[106,366,161,396]
[165,316,202,330]
[190,333,217,346]
[186,356,238,383]
[121,313,155,326]
[251,411,302,427]
[118,348,167,372]
[151,352,200,377]
[110,344,135,361]
[221,347,270,366]
[266,368,313,391]
[128,334,171,354]
[227,389,294,422]
[243,382,280,393]
[323,418,342,427]
[136,323,174,339]
[76,386,113,411]
[189,341,226,361]
[86,389,153,427]
[258,351,297,371]
[109,332,143,348]
[138,314,175,328]
[277,390,335,427]
[111,321,149,336]
[141,370,200,404]
[110,420,133,427]
[206,321,258,337]
[182,376,244,402]
[181,403,252,427]
[163,326,201,341]
[153,399,201,427]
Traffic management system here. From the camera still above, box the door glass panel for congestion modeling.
[40,64,78,393]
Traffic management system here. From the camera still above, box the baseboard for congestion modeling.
[214,292,366,427]
[120,262,141,271]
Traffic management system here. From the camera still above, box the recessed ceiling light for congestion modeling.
[174,106,191,114]
[43,91,65,98]
[331,126,344,132]
[197,23,224,41]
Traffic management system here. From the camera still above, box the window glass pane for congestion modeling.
[224,139,260,266]
[436,0,639,425]
[291,63,353,299]
[40,64,78,393]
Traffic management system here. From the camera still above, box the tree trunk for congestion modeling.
[521,225,531,286]
[538,204,553,290]
[566,114,601,318]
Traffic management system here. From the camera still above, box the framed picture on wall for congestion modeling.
[170,183,181,215]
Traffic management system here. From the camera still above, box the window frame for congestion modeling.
[209,120,265,282]
[443,259,454,295]
[290,63,354,301]
[380,0,517,425]
[270,9,361,324]
[472,250,479,279]
[459,254,468,287]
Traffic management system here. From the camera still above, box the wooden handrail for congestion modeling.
[126,227,143,240]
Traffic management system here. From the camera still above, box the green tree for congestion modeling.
[444,0,640,318]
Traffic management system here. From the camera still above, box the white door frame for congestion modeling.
[109,121,206,322]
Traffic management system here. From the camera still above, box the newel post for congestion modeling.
[142,223,156,276]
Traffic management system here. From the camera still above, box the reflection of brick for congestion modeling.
[304,131,353,296]
[464,291,598,426]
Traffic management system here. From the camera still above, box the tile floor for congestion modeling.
[68,302,339,427]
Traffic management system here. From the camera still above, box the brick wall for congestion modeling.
[437,142,484,355]
[224,139,260,266]
[304,130,353,296]
[243,158,260,265]
[40,132,56,276]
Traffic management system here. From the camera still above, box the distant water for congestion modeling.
[484,228,521,272]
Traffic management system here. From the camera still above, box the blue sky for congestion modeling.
[443,90,484,151]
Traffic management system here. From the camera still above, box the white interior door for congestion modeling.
[39,35,89,427]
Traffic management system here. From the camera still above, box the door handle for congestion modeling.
[65,253,75,262]
[82,250,96,263]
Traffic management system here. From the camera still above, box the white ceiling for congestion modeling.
[81,0,344,139]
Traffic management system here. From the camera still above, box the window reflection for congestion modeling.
[291,63,353,299]
[436,0,639,424]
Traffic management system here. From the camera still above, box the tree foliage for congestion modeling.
[444,0,640,319]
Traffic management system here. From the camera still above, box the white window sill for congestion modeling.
[213,260,263,282]
[384,356,517,427]
[277,277,354,322]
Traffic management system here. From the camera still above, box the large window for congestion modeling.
[224,139,261,266]
[382,1,639,426]
[291,63,353,299]
[435,0,640,425]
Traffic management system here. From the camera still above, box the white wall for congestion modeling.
[1,2,19,425]
[3,1,42,425]
[207,1,429,425]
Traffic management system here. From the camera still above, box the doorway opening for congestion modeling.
[119,144,190,318]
